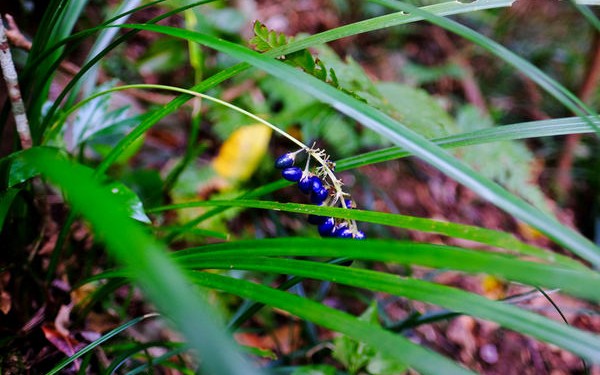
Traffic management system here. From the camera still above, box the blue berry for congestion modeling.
[309,176,324,194]
[282,167,303,182]
[310,187,329,204]
[336,226,353,238]
[298,175,323,195]
[298,175,312,194]
[275,153,295,169]
[341,199,354,209]
[318,217,335,237]
[353,230,366,240]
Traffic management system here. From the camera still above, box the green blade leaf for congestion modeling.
[186,255,600,364]
[149,199,583,269]
[121,23,600,267]
[338,116,599,170]
[95,0,515,173]
[374,0,600,135]
[173,238,600,302]
[20,147,261,375]
[46,313,159,375]
[188,271,475,375]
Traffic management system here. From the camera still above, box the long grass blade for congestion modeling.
[21,147,261,375]
[39,0,217,141]
[119,23,600,268]
[95,0,515,173]
[66,0,142,105]
[189,271,475,375]
[186,256,600,363]
[339,116,599,170]
[149,199,583,268]
[173,238,600,302]
[46,313,159,375]
[374,0,600,134]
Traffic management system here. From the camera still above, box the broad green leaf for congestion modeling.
[106,182,151,224]
[2,150,40,188]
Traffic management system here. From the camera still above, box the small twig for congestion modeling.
[2,15,57,274]
[0,15,32,149]
[3,14,176,107]
[555,33,600,198]
[432,28,488,113]
[4,14,31,50]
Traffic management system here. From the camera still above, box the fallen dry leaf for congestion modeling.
[42,323,86,366]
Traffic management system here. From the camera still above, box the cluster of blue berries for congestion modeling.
[275,149,365,239]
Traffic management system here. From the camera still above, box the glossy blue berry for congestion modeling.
[275,153,295,169]
[282,167,302,182]
[298,175,312,194]
[310,187,329,204]
[318,217,335,237]
[336,226,353,238]
[309,176,324,194]
[353,230,366,240]
[341,199,354,209]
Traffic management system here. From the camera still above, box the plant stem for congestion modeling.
[0,16,32,149]
[56,83,354,225]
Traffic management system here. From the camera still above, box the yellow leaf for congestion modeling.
[482,275,505,299]
[516,222,546,241]
[213,124,272,182]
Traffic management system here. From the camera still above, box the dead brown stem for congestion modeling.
[555,34,600,198]
[3,13,177,107]
[1,15,32,149]
[432,28,488,114]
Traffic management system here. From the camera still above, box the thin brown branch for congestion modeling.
[2,15,55,261]
[432,27,488,113]
[4,14,177,107]
[555,33,600,198]
[1,15,32,149]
